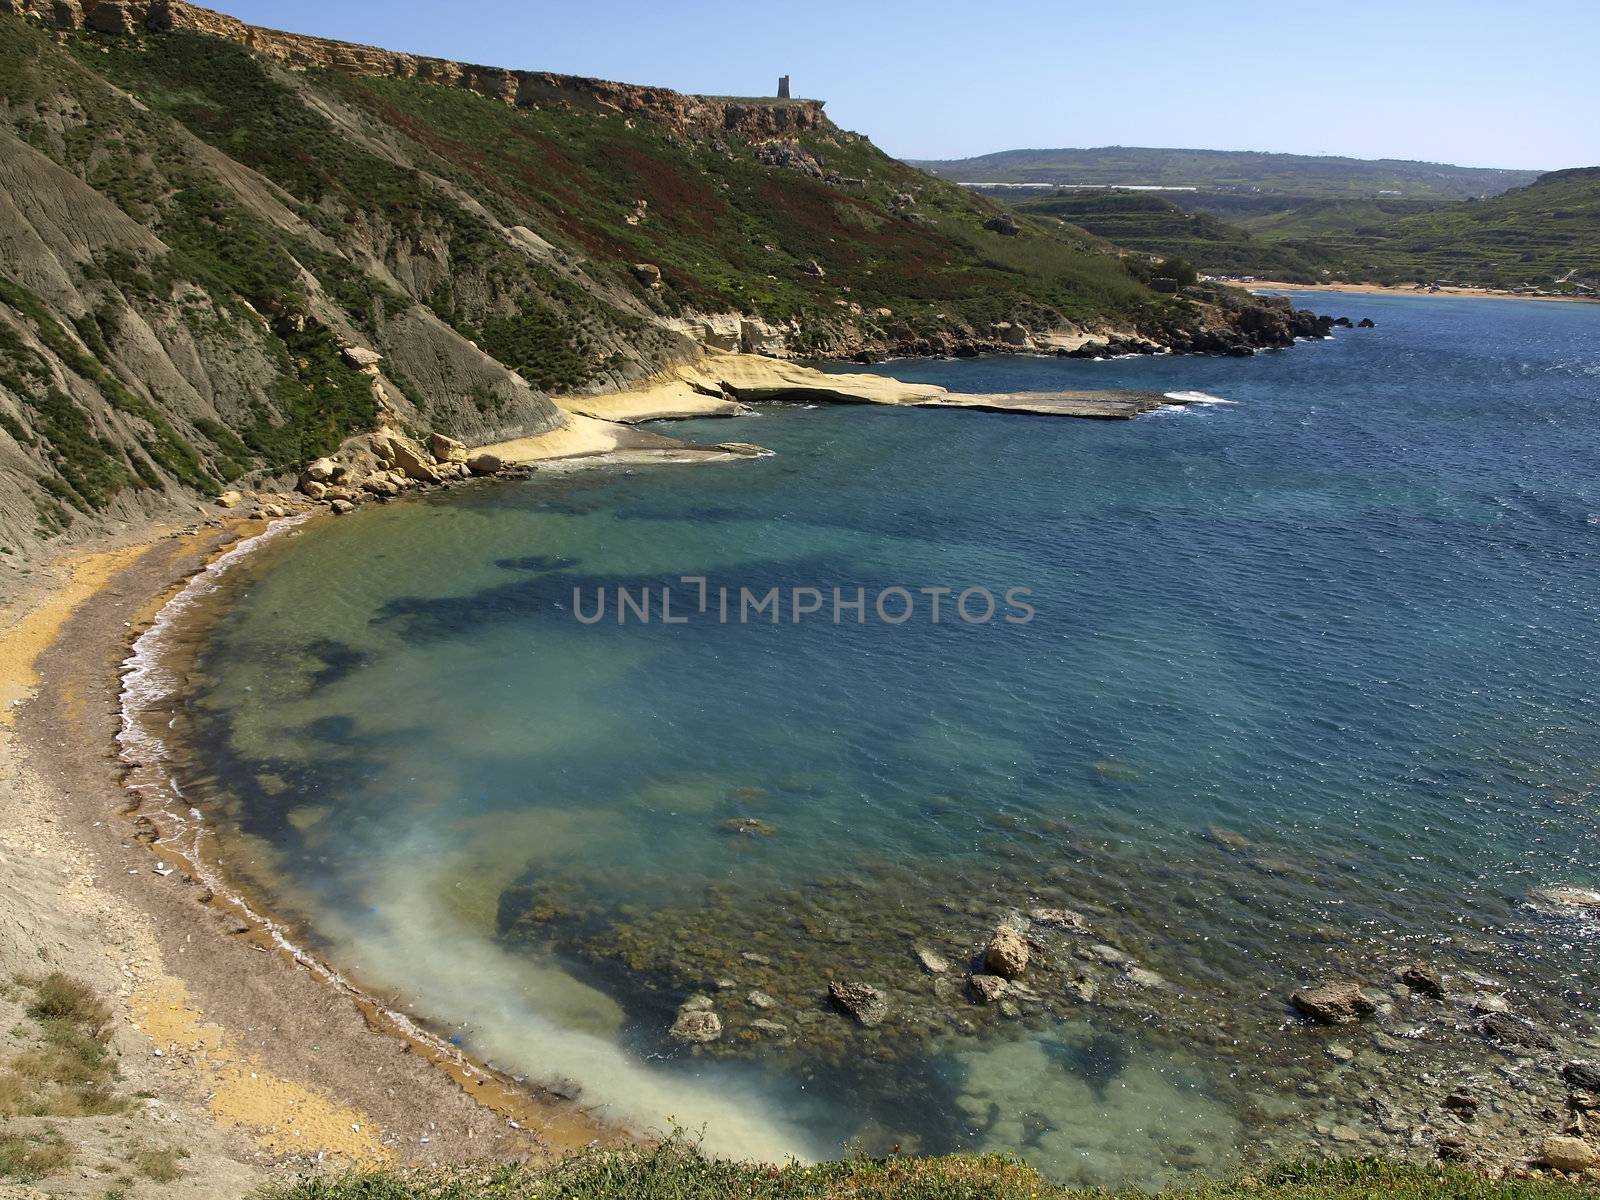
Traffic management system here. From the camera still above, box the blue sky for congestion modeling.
[204,0,1599,170]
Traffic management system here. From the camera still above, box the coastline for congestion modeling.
[1243,279,1600,304]
[0,520,619,1191]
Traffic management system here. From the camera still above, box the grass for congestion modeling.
[0,973,129,1122]
[132,1145,190,1182]
[255,1141,1600,1200]
[0,1131,74,1184]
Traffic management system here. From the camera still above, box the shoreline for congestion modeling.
[1,519,619,1191]
[1242,279,1600,304]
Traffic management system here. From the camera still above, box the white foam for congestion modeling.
[1162,390,1238,406]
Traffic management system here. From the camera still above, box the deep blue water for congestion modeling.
[173,293,1600,1183]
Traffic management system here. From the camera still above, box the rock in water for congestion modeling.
[669,1000,721,1044]
[1400,962,1446,997]
[985,926,1030,979]
[1290,981,1377,1024]
[1206,825,1251,851]
[968,974,1010,1004]
[828,981,888,1027]
[1029,908,1089,931]
[1481,1011,1555,1050]
[915,947,949,975]
[466,452,504,476]
[1541,1135,1599,1172]
[1562,1061,1600,1092]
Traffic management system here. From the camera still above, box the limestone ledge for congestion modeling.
[3,0,830,138]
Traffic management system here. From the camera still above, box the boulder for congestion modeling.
[749,1019,789,1038]
[1290,981,1377,1024]
[968,974,1009,1005]
[1541,1136,1599,1172]
[466,452,504,476]
[1125,967,1168,990]
[799,259,827,278]
[1400,962,1446,997]
[361,476,402,497]
[1481,1011,1555,1050]
[629,262,662,288]
[984,214,1020,237]
[984,926,1030,979]
[303,457,338,483]
[216,490,243,508]
[301,481,328,500]
[669,1004,721,1044]
[51,0,82,29]
[428,432,469,463]
[374,432,440,482]
[1357,318,1377,329]
[329,499,356,516]
[828,981,887,1027]
[747,990,775,1010]
[340,345,384,371]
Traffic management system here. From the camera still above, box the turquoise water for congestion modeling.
[168,294,1600,1183]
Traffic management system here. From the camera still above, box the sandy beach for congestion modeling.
[1243,279,1599,304]
[0,522,617,1195]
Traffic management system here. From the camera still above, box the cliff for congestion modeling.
[5,0,831,138]
[0,2,1326,579]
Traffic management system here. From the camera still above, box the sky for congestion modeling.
[203,0,1600,170]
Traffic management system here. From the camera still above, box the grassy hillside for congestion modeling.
[911,147,1539,200]
[1294,167,1600,287]
[255,1141,1598,1200]
[1005,170,1600,291]
[1012,191,1327,279]
[1,7,1312,559]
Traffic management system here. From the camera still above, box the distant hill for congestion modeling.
[910,147,1541,201]
[1007,169,1600,292]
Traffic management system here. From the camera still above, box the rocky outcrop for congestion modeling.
[12,0,834,141]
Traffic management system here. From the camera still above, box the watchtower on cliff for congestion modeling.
[777,75,791,99]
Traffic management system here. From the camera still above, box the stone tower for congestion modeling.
[777,75,791,100]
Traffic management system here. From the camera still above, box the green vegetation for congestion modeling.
[1012,191,1327,279]
[256,1140,1597,1200]
[0,1131,74,1183]
[1009,170,1600,291]
[910,146,1540,201]
[0,972,129,1123]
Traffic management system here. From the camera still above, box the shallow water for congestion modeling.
[162,293,1600,1184]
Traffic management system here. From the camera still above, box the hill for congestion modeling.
[909,146,1541,200]
[1293,167,1600,287]
[0,1,1322,559]
[1005,169,1600,292]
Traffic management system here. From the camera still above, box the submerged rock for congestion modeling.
[1527,886,1600,915]
[968,974,1010,1005]
[915,947,950,975]
[828,981,888,1027]
[1030,908,1090,931]
[670,999,722,1044]
[1562,1061,1600,1092]
[1481,1011,1554,1051]
[1206,826,1252,852]
[1400,962,1446,997]
[720,817,776,837]
[984,926,1030,979]
[1290,981,1377,1024]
